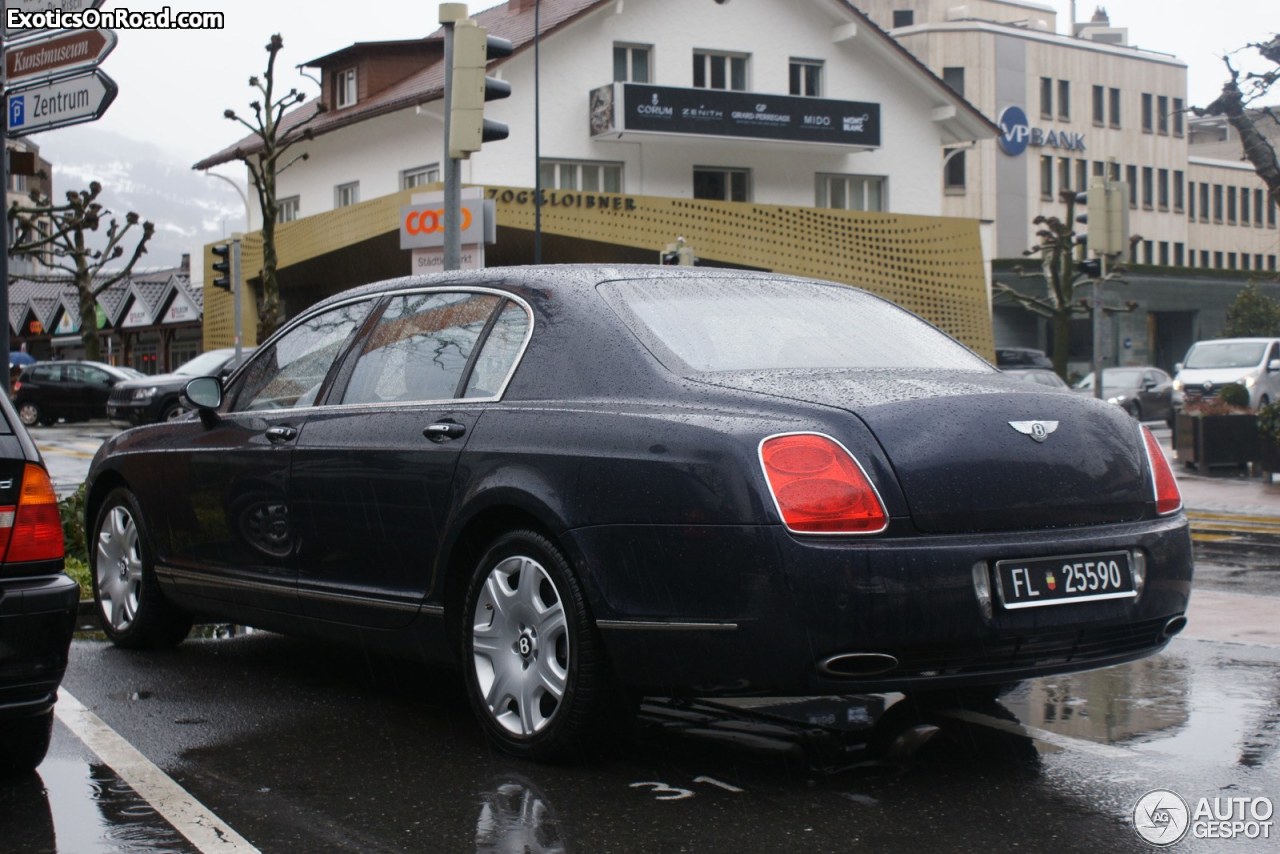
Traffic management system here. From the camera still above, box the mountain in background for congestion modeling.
[29,128,248,281]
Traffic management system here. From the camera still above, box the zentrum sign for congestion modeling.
[998,105,1086,156]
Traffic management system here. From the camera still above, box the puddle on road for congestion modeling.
[3,758,197,854]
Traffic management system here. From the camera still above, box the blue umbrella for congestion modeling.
[9,351,36,367]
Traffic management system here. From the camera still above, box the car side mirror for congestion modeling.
[1174,362,1183,374]
[1142,380,1156,391]
[1268,358,1280,373]
[183,377,223,427]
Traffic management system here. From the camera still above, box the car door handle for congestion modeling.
[265,425,298,444]
[424,421,466,442]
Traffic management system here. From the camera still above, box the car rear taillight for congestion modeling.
[759,433,888,534]
[0,463,65,565]
[11,380,21,393]
[1141,426,1182,516]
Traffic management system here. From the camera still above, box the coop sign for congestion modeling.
[998,105,1086,156]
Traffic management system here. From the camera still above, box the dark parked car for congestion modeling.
[0,393,75,777]
[83,266,1193,761]
[995,347,1053,369]
[107,347,257,427]
[12,361,143,427]
[1074,367,1175,423]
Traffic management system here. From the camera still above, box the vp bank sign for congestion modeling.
[998,105,1087,156]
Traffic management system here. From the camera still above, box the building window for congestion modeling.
[818,173,886,211]
[1092,85,1104,126]
[1159,242,1169,266]
[1143,240,1154,264]
[1174,243,1185,266]
[1040,77,1053,120]
[1214,251,1223,268]
[1110,161,1121,183]
[694,50,748,91]
[1126,164,1138,208]
[1076,159,1088,192]
[1058,80,1070,121]
[1058,158,1071,193]
[1040,155,1053,199]
[892,9,914,27]
[401,164,440,190]
[1201,250,1210,267]
[1199,183,1210,221]
[1228,252,1237,270]
[539,159,623,192]
[1173,98,1184,136]
[1255,189,1264,225]
[1213,184,1224,222]
[1158,168,1169,210]
[1142,167,1153,209]
[1174,171,1184,212]
[942,66,964,96]
[944,150,966,192]
[1141,93,1153,133]
[1271,195,1277,227]
[1270,256,1277,271]
[694,166,750,202]
[1242,253,1251,271]
[1242,187,1251,225]
[1109,87,1121,128]
[1256,254,1264,269]
[335,68,357,108]
[1092,160,1105,177]
[277,195,300,223]
[789,58,823,97]
[614,44,651,83]
[1157,95,1169,135]
[335,181,360,208]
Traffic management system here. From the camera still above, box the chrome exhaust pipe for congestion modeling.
[1161,615,1188,639]
[817,652,899,678]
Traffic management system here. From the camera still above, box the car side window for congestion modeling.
[341,292,499,405]
[231,301,371,412]
[464,301,530,398]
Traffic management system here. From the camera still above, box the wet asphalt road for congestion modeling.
[5,421,1278,852]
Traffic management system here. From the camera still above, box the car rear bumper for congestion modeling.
[570,515,1193,696]
[0,574,80,719]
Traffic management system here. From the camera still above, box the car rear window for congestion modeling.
[599,277,989,373]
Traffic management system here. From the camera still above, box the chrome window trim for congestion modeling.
[231,285,535,415]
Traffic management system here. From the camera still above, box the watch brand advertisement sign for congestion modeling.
[593,83,880,148]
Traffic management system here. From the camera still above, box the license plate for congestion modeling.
[995,550,1136,609]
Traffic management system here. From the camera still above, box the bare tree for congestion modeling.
[7,181,154,361]
[1195,35,1280,207]
[219,34,327,340]
[993,190,1135,379]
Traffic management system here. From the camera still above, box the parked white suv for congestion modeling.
[1172,337,1280,411]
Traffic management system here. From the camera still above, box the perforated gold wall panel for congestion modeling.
[204,186,992,356]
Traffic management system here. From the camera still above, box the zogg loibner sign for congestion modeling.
[998,105,1086,156]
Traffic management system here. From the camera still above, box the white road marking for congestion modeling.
[55,690,260,854]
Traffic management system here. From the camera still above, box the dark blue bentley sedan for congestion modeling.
[83,266,1192,761]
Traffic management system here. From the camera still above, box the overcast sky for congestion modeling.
[25,0,1275,186]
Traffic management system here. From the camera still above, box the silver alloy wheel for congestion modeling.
[96,505,143,632]
[17,403,38,427]
[471,555,570,738]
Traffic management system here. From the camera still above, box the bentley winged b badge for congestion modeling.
[1008,420,1059,443]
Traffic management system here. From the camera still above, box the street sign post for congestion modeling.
[6,68,117,137]
[4,0,105,39]
[5,28,117,84]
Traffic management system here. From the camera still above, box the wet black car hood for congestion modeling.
[694,369,1151,534]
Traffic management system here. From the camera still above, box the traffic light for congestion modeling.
[211,242,232,291]
[1076,258,1102,278]
[1075,178,1129,259]
[449,20,514,159]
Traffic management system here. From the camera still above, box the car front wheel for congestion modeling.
[91,488,192,649]
[461,530,611,762]
[17,401,40,427]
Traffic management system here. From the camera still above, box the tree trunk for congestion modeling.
[1051,311,1072,379]
[78,280,101,362]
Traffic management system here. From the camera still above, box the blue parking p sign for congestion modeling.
[9,96,26,128]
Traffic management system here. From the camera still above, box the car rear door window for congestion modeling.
[232,301,371,412]
[341,292,500,405]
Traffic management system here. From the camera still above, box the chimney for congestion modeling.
[180,253,190,274]
[509,0,537,12]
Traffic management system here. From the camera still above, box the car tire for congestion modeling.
[91,488,192,649]
[17,401,40,427]
[0,711,53,778]
[461,530,613,762]
[160,401,187,422]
